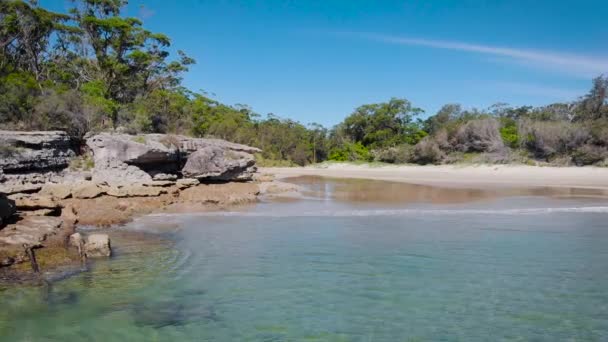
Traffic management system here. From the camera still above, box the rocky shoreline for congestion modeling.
[0,130,290,283]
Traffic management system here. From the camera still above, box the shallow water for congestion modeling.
[1,177,608,341]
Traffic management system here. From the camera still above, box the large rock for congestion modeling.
[86,133,260,185]
[0,216,63,246]
[84,234,111,257]
[182,146,257,180]
[0,193,16,226]
[0,131,76,173]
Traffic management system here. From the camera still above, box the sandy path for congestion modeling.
[261,164,608,190]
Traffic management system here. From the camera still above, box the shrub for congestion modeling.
[453,118,504,153]
[412,137,445,164]
[571,145,608,166]
[519,120,590,159]
[499,118,520,148]
[328,142,372,162]
[372,144,414,163]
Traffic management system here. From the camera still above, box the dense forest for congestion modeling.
[2,0,608,166]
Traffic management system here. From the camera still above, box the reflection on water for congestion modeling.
[286,175,608,204]
[1,177,608,341]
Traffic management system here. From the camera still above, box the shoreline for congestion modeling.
[262,164,608,191]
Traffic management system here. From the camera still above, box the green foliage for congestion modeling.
[499,118,520,148]
[342,98,425,149]
[328,142,371,162]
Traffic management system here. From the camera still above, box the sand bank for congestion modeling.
[262,164,608,190]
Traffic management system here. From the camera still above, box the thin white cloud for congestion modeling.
[334,32,608,78]
[492,81,584,100]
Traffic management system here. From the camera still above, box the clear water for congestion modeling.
[1,177,608,341]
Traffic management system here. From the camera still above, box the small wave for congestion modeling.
[148,206,608,218]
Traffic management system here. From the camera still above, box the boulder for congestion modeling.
[84,234,111,257]
[0,131,76,173]
[39,183,73,199]
[72,182,105,199]
[86,133,260,185]
[0,193,16,226]
[182,146,257,181]
[8,193,60,210]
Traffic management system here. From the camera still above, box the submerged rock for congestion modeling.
[84,234,111,258]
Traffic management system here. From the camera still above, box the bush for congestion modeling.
[499,118,520,148]
[328,142,372,162]
[412,137,445,164]
[453,118,504,153]
[372,144,414,163]
[571,145,608,166]
[519,120,590,159]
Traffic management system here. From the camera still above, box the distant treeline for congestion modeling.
[2,0,608,166]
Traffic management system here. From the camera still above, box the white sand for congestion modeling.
[261,164,608,190]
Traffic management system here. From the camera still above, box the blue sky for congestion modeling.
[43,0,608,126]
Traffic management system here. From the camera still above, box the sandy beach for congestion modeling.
[262,164,608,190]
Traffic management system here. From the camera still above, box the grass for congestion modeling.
[132,135,146,144]
[69,153,95,171]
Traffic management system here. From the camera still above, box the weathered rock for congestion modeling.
[0,183,42,195]
[84,234,111,257]
[61,204,78,226]
[176,178,199,189]
[152,173,178,181]
[0,216,63,246]
[0,193,16,226]
[39,183,73,199]
[148,180,175,187]
[8,193,60,210]
[182,146,257,181]
[72,182,105,199]
[104,185,167,197]
[0,131,76,173]
[68,232,83,248]
[86,133,260,185]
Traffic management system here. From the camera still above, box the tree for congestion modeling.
[342,98,425,149]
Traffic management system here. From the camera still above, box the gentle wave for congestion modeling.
[149,206,608,218]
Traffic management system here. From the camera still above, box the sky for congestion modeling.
[43,0,608,126]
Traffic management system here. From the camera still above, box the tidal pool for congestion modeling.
[1,177,608,341]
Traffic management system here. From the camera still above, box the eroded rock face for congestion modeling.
[0,131,76,173]
[86,133,260,184]
[182,146,256,180]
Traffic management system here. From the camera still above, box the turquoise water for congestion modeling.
[1,178,608,341]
